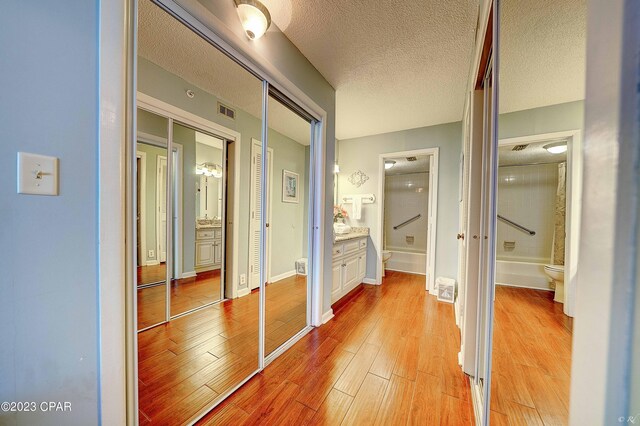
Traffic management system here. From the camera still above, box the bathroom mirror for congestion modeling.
[136,0,262,423]
[263,92,313,357]
[486,0,586,422]
[136,108,169,331]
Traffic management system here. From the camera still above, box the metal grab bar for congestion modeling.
[497,215,536,236]
[393,214,422,230]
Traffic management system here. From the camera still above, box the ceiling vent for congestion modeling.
[512,144,529,151]
[406,156,417,161]
[218,102,236,120]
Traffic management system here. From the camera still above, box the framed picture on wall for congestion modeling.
[282,169,299,203]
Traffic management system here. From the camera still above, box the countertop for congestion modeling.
[334,227,370,243]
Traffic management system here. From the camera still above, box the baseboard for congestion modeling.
[237,287,251,297]
[386,267,426,276]
[181,271,197,279]
[269,269,297,283]
[362,278,379,285]
[145,260,160,266]
[496,282,553,291]
[321,309,334,324]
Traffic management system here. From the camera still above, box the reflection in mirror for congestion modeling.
[489,0,586,422]
[264,94,312,356]
[136,108,169,331]
[136,0,262,423]
[169,122,225,318]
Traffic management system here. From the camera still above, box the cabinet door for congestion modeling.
[196,241,214,266]
[332,262,342,300]
[342,256,359,293]
[357,252,366,280]
[213,241,222,265]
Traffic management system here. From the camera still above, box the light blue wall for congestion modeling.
[0,1,100,425]
[337,122,463,282]
[499,101,584,139]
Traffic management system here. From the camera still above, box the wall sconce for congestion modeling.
[234,0,271,40]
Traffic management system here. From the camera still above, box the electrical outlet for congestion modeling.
[240,274,246,285]
[148,249,155,258]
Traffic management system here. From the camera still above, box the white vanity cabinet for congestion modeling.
[195,227,222,272]
[331,237,368,303]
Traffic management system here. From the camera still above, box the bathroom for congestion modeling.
[382,155,430,277]
[496,138,570,304]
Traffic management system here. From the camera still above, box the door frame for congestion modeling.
[136,151,147,268]
[155,154,167,264]
[249,138,273,291]
[375,147,439,292]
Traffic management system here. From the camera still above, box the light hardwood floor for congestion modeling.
[490,286,573,425]
[196,271,474,425]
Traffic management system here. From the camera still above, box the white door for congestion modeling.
[157,155,167,263]
[249,140,272,291]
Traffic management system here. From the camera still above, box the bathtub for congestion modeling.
[385,247,427,275]
[495,259,552,291]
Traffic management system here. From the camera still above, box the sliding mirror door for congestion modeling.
[136,108,169,331]
[263,92,313,356]
[136,0,263,423]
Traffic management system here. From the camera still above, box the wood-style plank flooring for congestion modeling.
[490,286,572,425]
[137,274,307,424]
[197,271,473,425]
[138,263,167,286]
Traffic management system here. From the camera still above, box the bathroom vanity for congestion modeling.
[332,228,369,303]
[195,220,222,272]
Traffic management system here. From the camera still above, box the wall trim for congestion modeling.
[181,271,197,279]
[362,278,378,285]
[237,287,251,298]
[269,270,297,283]
[321,309,334,324]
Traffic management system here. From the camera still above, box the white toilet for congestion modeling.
[382,250,392,277]
[544,264,565,303]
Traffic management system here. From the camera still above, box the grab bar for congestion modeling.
[393,214,421,230]
[497,215,536,236]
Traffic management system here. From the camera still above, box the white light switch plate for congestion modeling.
[17,152,59,195]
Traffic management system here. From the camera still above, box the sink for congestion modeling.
[333,223,352,235]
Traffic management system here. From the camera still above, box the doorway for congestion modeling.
[376,148,439,291]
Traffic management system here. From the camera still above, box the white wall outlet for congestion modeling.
[148,249,155,258]
[240,274,246,285]
[17,152,59,195]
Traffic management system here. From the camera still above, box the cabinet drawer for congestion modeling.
[213,228,222,239]
[343,240,360,255]
[197,229,215,240]
[358,239,367,250]
[333,244,344,257]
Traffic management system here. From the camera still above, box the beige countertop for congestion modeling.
[334,227,370,243]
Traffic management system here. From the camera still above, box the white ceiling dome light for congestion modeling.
[384,160,396,170]
[234,0,271,40]
[544,141,568,154]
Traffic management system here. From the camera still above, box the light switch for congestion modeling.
[17,152,59,196]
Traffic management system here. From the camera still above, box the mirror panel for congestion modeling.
[264,94,312,356]
[136,108,169,331]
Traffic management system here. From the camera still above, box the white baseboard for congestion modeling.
[321,309,334,324]
[237,287,251,297]
[145,260,160,266]
[362,278,379,285]
[496,282,553,291]
[386,267,426,276]
[269,269,297,283]
[181,271,197,279]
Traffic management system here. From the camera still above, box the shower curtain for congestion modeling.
[551,162,566,265]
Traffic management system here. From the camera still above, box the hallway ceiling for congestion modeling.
[263,0,478,140]
[385,156,430,176]
[499,140,567,167]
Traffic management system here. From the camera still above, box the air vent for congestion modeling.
[512,144,528,151]
[217,102,236,120]
[406,156,417,161]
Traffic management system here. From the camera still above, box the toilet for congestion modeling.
[544,264,565,303]
[382,250,392,277]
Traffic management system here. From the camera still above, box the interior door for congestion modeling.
[157,155,167,263]
[249,139,271,291]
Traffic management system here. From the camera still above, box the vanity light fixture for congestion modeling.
[196,163,222,178]
[234,0,271,40]
[384,160,396,170]
[543,141,567,154]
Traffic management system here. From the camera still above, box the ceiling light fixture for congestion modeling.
[543,141,567,154]
[234,0,271,40]
[384,160,396,170]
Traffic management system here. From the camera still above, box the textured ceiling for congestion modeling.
[385,155,430,176]
[499,0,586,113]
[499,139,567,167]
[262,0,478,140]
[137,0,311,145]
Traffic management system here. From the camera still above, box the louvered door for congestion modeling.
[249,139,272,290]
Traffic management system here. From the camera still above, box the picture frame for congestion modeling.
[282,169,299,203]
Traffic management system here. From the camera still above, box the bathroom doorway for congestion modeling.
[376,148,439,291]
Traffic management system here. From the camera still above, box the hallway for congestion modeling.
[198,271,473,425]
